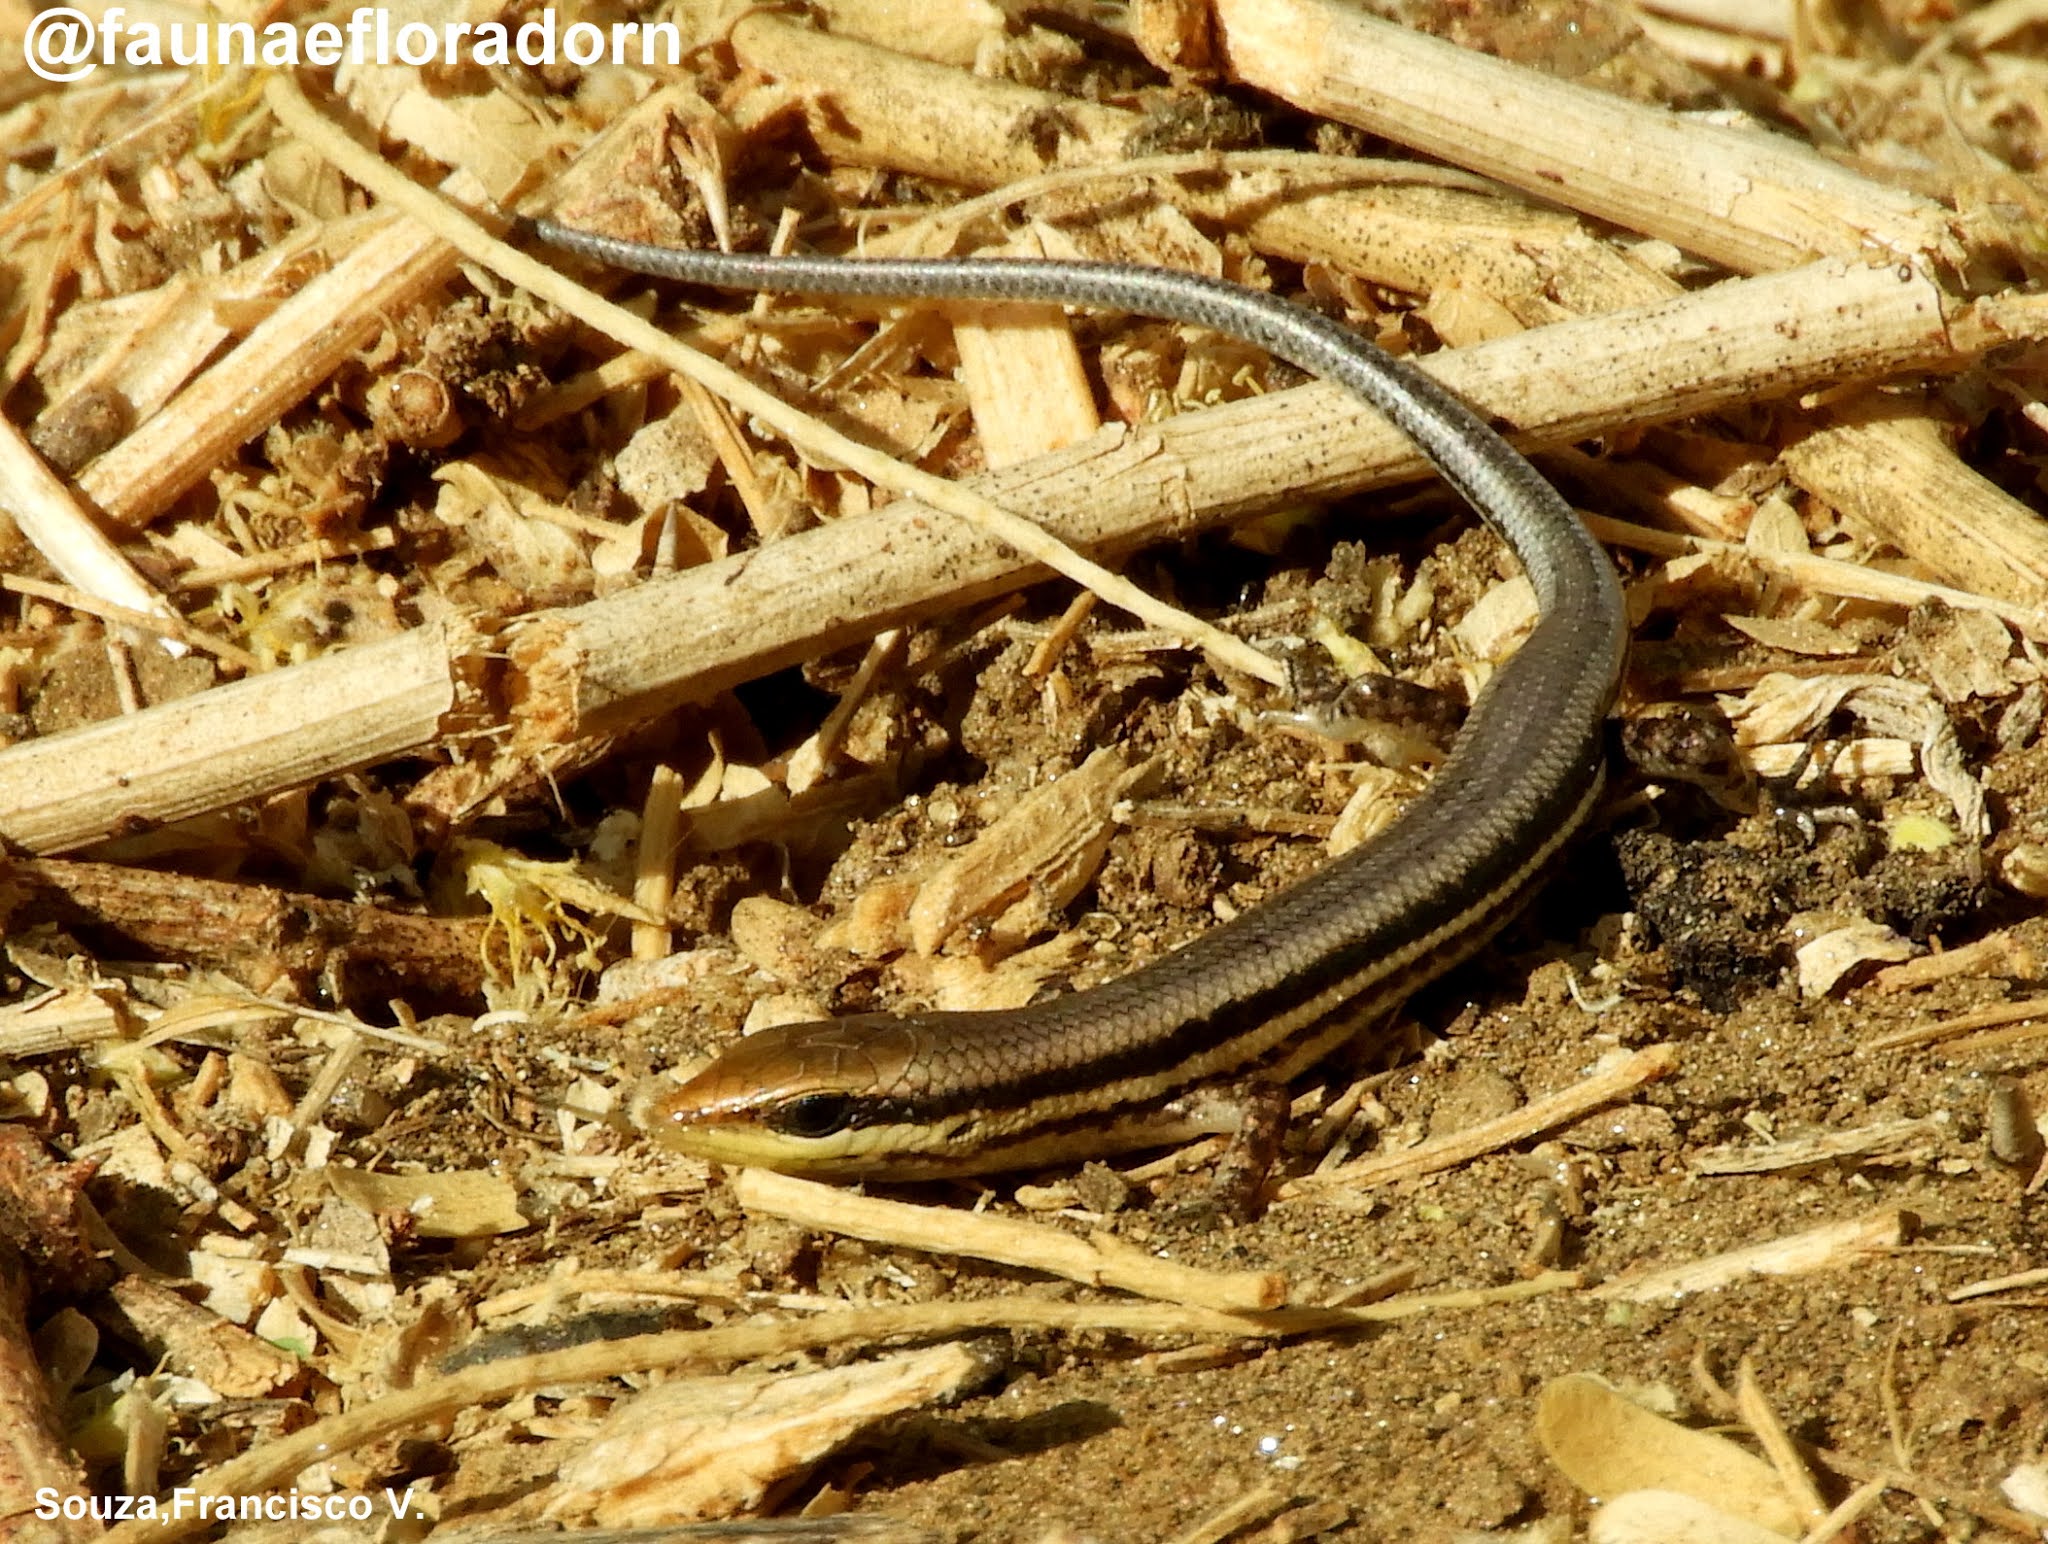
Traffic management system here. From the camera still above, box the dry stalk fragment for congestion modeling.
[1689,1117,1942,1175]
[731,1168,1289,1311]
[96,1277,305,1400]
[75,215,462,531]
[1278,1044,1680,1198]
[1590,1208,1911,1301]
[0,411,178,637]
[0,858,487,1002]
[1207,0,1958,271]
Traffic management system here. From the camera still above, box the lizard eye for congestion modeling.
[773,1093,855,1139]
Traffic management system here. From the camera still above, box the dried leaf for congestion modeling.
[545,1343,995,1524]
[1590,1488,1799,1543]
[1793,917,1917,998]
[1723,614,1858,656]
[1537,1374,1801,1536]
[907,747,1148,955]
[325,1168,528,1239]
[1726,674,1987,837]
[1902,604,2018,704]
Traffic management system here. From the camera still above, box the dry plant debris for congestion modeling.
[0,0,2046,1540]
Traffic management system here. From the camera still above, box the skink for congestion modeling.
[531,216,1627,1179]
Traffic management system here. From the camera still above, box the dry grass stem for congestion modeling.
[1945,1265,2048,1303]
[75,214,461,530]
[474,1267,840,1318]
[1867,929,2041,992]
[1736,1356,1832,1527]
[731,1169,1289,1311]
[1782,405,2048,609]
[168,528,400,590]
[0,986,125,1059]
[730,15,1139,187]
[91,1293,1507,1544]
[1689,1117,1942,1176]
[0,412,177,636]
[1,573,256,670]
[1581,514,2046,637]
[0,857,487,1001]
[742,13,1671,325]
[1809,1446,2043,1540]
[1799,1476,1892,1544]
[1279,1044,1680,1197]
[1591,1209,1910,1301]
[1860,994,2048,1052]
[1165,1481,1291,1544]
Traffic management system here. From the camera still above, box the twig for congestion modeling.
[2,573,256,671]
[75,211,460,531]
[1278,1044,1680,1198]
[0,412,181,646]
[1591,1208,1909,1301]
[732,1168,1288,1311]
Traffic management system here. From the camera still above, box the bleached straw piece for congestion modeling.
[1207,0,1958,274]
[0,626,465,852]
[0,414,181,648]
[732,1168,1288,1311]
[1278,1044,1680,1198]
[75,213,460,531]
[1590,1208,1908,1301]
